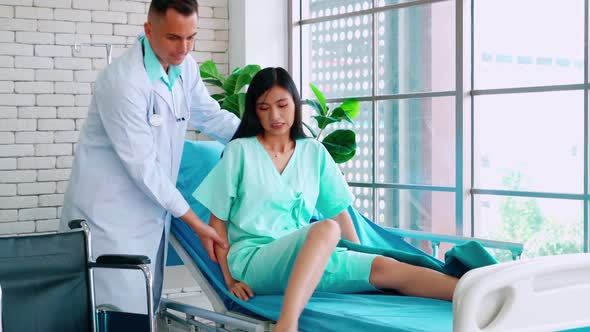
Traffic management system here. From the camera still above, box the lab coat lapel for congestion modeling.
[152,80,173,111]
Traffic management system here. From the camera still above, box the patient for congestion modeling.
[193,67,458,332]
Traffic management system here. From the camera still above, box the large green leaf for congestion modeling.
[234,65,261,94]
[322,129,356,156]
[210,93,226,102]
[309,83,327,116]
[331,107,353,123]
[339,98,360,119]
[231,67,242,75]
[203,78,224,88]
[237,93,246,118]
[222,93,241,117]
[313,115,339,130]
[200,60,224,82]
[222,93,246,118]
[222,72,239,95]
[305,99,324,116]
[327,148,356,163]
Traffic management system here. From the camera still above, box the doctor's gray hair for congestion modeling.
[149,0,199,16]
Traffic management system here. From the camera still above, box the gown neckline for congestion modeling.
[253,136,299,177]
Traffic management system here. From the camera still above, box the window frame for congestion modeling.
[290,0,590,253]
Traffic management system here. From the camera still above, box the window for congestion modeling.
[292,0,589,259]
[472,0,586,258]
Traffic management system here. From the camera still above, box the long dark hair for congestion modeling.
[230,67,306,141]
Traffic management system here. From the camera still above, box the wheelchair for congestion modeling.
[0,220,155,332]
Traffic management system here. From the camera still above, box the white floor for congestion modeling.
[162,265,213,310]
[158,265,216,331]
[159,265,273,332]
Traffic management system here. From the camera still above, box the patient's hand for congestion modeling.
[228,279,254,301]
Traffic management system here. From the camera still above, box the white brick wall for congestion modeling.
[0,0,229,235]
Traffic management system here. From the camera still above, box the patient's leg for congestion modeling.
[275,219,341,332]
[369,256,458,301]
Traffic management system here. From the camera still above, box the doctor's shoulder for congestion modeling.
[181,53,200,84]
[183,51,198,71]
[94,56,150,101]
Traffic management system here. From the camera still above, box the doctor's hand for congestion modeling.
[180,209,228,262]
[195,223,227,263]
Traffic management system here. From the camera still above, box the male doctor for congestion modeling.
[59,0,239,314]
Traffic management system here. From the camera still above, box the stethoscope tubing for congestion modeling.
[148,76,190,126]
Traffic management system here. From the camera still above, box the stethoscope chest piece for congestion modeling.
[148,76,189,127]
[149,113,163,127]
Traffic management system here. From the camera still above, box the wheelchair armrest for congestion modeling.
[95,255,150,265]
[68,219,87,230]
[90,254,155,332]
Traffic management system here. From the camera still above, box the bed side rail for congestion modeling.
[386,227,524,260]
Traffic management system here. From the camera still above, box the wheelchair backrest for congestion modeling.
[0,230,92,332]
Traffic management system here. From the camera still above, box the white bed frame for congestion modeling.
[158,231,589,332]
[454,253,590,332]
[158,234,272,332]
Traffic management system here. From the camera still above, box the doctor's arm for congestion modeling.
[179,209,227,262]
[210,213,254,301]
[188,67,240,144]
[95,81,226,255]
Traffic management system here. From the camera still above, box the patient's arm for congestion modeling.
[209,213,254,301]
[331,209,360,244]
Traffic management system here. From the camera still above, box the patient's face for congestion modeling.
[255,86,295,137]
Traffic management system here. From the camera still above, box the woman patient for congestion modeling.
[193,67,458,332]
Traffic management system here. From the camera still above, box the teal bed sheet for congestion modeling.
[172,140,496,331]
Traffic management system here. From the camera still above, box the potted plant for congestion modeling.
[303,83,360,163]
[199,60,261,118]
[199,62,360,163]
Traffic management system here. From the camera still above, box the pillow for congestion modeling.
[176,140,225,223]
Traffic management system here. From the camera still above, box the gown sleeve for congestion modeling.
[315,143,355,218]
[193,140,243,221]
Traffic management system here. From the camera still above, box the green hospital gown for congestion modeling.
[193,136,378,294]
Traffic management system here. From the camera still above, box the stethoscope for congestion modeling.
[148,75,190,127]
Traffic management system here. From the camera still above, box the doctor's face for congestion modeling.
[255,86,296,138]
[144,8,197,69]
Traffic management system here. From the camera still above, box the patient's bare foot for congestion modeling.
[274,319,298,332]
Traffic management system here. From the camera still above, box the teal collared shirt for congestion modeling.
[142,37,182,91]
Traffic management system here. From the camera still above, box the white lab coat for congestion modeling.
[59,39,239,314]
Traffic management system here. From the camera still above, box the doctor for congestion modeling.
[59,0,239,314]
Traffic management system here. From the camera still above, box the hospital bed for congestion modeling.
[157,140,590,332]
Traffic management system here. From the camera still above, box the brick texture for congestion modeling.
[0,0,229,234]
